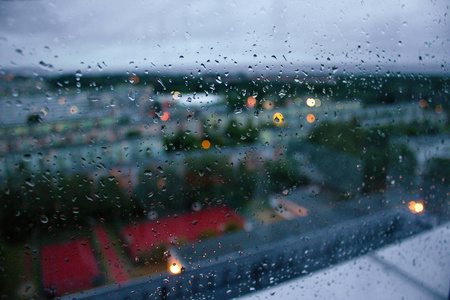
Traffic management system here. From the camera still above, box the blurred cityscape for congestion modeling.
[0,71,449,298]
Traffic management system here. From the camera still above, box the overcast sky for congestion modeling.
[0,0,448,75]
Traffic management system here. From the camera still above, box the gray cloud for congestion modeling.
[0,0,448,74]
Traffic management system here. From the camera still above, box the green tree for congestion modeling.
[309,119,365,156]
[163,131,199,152]
[362,128,390,192]
[135,165,184,214]
[264,160,310,193]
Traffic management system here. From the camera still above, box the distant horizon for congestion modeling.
[1,61,448,78]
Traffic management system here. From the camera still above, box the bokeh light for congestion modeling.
[263,100,274,110]
[40,108,48,116]
[160,112,170,121]
[70,105,78,114]
[58,97,66,105]
[273,112,284,125]
[169,263,181,274]
[408,201,424,214]
[315,99,322,107]
[414,202,424,213]
[306,113,315,123]
[419,99,427,108]
[55,124,63,132]
[157,178,166,190]
[172,91,182,100]
[201,140,211,149]
[128,75,140,84]
[435,105,443,114]
[306,98,316,107]
[247,96,257,109]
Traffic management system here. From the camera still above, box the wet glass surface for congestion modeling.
[0,1,448,299]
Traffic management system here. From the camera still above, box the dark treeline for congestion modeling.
[46,72,449,108]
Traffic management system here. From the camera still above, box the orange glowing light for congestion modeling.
[414,202,424,213]
[157,178,166,190]
[272,112,284,125]
[128,75,140,84]
[419,99,427,108]
[70,105,78,114]
[58,97,66,105]
[435,105,443,114]
[263,100,274,110]
[201,140,211,149]
[160,112,170,121]
[169,263,181,274]
[306,113,316,123]
[247,96,257,108]
[408,201,424,214]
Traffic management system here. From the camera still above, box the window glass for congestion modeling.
[0,1,448,299]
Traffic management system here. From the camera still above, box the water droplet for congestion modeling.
[22,154,32,162]
[144,170,153,177]
[39,61,53,71]
[40,214,49,224]
[163,250,171,258]
[216,76,222,84]
[157,78,166,90]
[171,91,182,100]
[128,91,135,101]
[128,75,140,84]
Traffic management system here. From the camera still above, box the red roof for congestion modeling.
[41,239,101,297]
[121,206,244,258]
